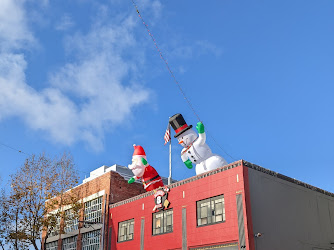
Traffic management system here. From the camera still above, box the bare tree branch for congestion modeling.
[5,152,81,250]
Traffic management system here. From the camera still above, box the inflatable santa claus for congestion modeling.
[128,144,164,192]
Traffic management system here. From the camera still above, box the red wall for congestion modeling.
[109,163,252,249]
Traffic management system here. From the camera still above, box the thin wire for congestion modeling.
[0,141,129,185]
[0,141,113,183]
[130,0,201,122]
[207,134,237,161]
[0,141,30,155]
[130,1,236,161]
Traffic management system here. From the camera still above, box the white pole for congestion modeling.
[168,125,172,185]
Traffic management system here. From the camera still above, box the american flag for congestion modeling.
[164,124,171,145]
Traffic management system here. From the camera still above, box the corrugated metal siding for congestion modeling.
[108,227,112,250]
[236,194,246,249]
[140,218,145,250]
[182,207,187,250]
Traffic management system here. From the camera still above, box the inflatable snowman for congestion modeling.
[128,144,164,192]
[169,114,228,175]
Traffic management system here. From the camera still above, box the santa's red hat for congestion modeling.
[132,144,146,157]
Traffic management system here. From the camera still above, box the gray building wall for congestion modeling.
[248,168,334,250]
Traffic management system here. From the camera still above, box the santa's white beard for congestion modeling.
[130,164,145,177]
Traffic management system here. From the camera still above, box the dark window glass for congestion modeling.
[118,219,134,242]
[197,194,225,226]
[152,209,173,235]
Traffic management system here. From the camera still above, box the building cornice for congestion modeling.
[109,160,243,209]
[110,159,334,209]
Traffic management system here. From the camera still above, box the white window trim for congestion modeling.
[83,190,105,203]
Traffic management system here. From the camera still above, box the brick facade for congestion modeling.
[42,167,145,250]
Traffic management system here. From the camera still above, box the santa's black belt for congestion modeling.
[143,175,160,184]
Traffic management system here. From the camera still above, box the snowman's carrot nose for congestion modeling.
[178,140,184,144]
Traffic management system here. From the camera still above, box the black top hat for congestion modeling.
[169,114,193,138]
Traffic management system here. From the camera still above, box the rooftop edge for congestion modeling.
[109,160,334,209]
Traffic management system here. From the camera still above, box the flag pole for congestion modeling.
[168,124,172,185]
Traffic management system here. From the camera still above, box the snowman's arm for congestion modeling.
[184,159,193,169]
[181,149,188,162]
[181,149,193,169]
[196,122,206,145]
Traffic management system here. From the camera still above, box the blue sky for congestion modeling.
[0,0,333,193]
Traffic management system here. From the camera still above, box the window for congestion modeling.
[62,236,77,250]
[45,240,58,250]
[64,209,78,234]
[82,230,101,250]
[197,194,225,226]
[49,215,61,237]
[152,209,173,235]
[118,219,134,242]
[84,196,102,224]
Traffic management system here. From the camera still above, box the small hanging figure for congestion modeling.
[169,113,228,175]
[128,144,164,192]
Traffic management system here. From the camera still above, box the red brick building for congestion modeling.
[43,164,146,250]
[108,160,334,250]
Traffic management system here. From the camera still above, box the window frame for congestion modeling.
[152,208,173,236]
[63,209,79,234]
[196,194,225,227]
[82,229,101,250]
[49,215,61,237]
[84,196,103,224]
[117,219,135,243]
[62,235,77,250]
[45,240,58,250]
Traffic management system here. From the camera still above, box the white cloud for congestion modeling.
[0,0,35,51]
[195,40,223,57]
[0,0,216,151]
[0,2,151,151]
[55,14,75,31]
[142,0,162,20]
[168,40,223,60]
[0,53,79,145]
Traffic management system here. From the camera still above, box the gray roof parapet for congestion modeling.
[109,160,334,209]
[243,161,334,198]
[109,160,243,208]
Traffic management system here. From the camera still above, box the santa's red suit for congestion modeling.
[141,165,164,191]
[130,144,164,192]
